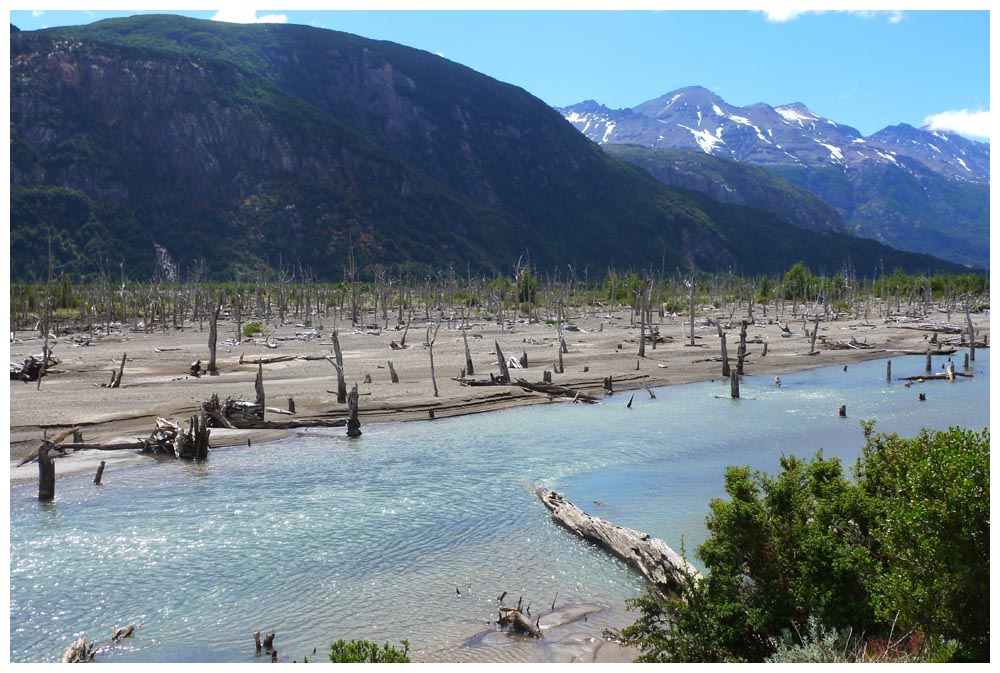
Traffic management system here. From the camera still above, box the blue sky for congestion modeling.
[8,7,992,140]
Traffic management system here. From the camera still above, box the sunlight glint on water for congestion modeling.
[9,353,989,662]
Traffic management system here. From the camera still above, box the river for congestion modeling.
[9,351,989,662]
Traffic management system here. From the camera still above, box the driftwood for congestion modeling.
[898,371,973,382]
[239,354,296,365]
[498,604,542,638]
[536,489,700,597]
[61,637,94,663]
[17,426,82,466]
[512,378,599,403]
[10,353,61,382]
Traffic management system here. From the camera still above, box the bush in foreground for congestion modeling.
[612,425,989,663]
[328,639,410,663]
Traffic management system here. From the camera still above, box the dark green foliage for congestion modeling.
[615,425,990,663]
[856,423,990,661]
[328,639,410,663]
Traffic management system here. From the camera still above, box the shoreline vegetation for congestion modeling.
[9,271,989,663]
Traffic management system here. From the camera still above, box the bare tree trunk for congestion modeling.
[428,324,440,397]
[495,340,510,383]
[346,384,362,438]
[461,311,475,376]
[966,304,976,361]
[207,300,221,375]
[332,329,347,403]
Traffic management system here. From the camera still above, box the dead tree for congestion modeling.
[687,272,696,347]
[718,323,730,378]
[461,311,475,376]
[966,304,976,361]
[38,441,55,501]
[207,300,222,375]
[809,314,820,354]
[495,340,510,383]
[736,321,748,375]
[387,360,399,383]
[254,361,265,420]
[730,370,740,399]
[332,329,347,403]
[110,352,127,388]
[428,324,441,397]
[638,278,652,357]
[346,384,362,438]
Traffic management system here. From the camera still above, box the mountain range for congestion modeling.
[560,87,989,268]
[9,17,974,281]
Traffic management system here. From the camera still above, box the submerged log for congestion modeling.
[536,488,700,597]
[61,637,94,663]
[898,371,973,382]
[498,605,542,638]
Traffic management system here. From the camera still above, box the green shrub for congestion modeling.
[613,424,990,663]
[328,639,410,663]
[242,321,265,336]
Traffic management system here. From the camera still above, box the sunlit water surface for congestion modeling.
[9,352,989,662]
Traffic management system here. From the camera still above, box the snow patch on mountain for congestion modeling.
[679,123,726,154]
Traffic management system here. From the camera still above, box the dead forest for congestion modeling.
[10,262,989,478]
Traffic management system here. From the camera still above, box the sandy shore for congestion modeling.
[10,304,988,476]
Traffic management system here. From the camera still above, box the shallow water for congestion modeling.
[9,351,990,662]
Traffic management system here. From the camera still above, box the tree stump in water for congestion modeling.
[346,384,362,438]
[730,371,740,399]
[94,460,106,485]
[38,442,55,501]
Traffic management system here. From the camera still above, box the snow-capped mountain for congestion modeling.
[561,86,988,184]
[560,86,990,268]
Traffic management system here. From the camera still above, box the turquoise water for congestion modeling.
[9,352,989,662]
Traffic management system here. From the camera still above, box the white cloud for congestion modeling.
[923,109,991,141]
[31,10,43,18]
[760,9,904,24]
[210,9,287,25]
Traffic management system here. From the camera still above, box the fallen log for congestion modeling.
[536,488,700,597]
[239,354,297,365]
[17,426,82,466]
[498,605,542,638]
[512,378,599,403]
[898,371,973,382]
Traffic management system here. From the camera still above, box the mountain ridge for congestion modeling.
[9,17,975,280]
[560,87,989,268]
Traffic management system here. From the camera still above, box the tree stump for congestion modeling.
[94,460,106,485]
[346,384,362,438]
[729,371,740,399]
[387,360,399,383]
[38,442,55,501]
[495,340,510,383]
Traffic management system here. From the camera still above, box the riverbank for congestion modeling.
[10,305,988,481]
